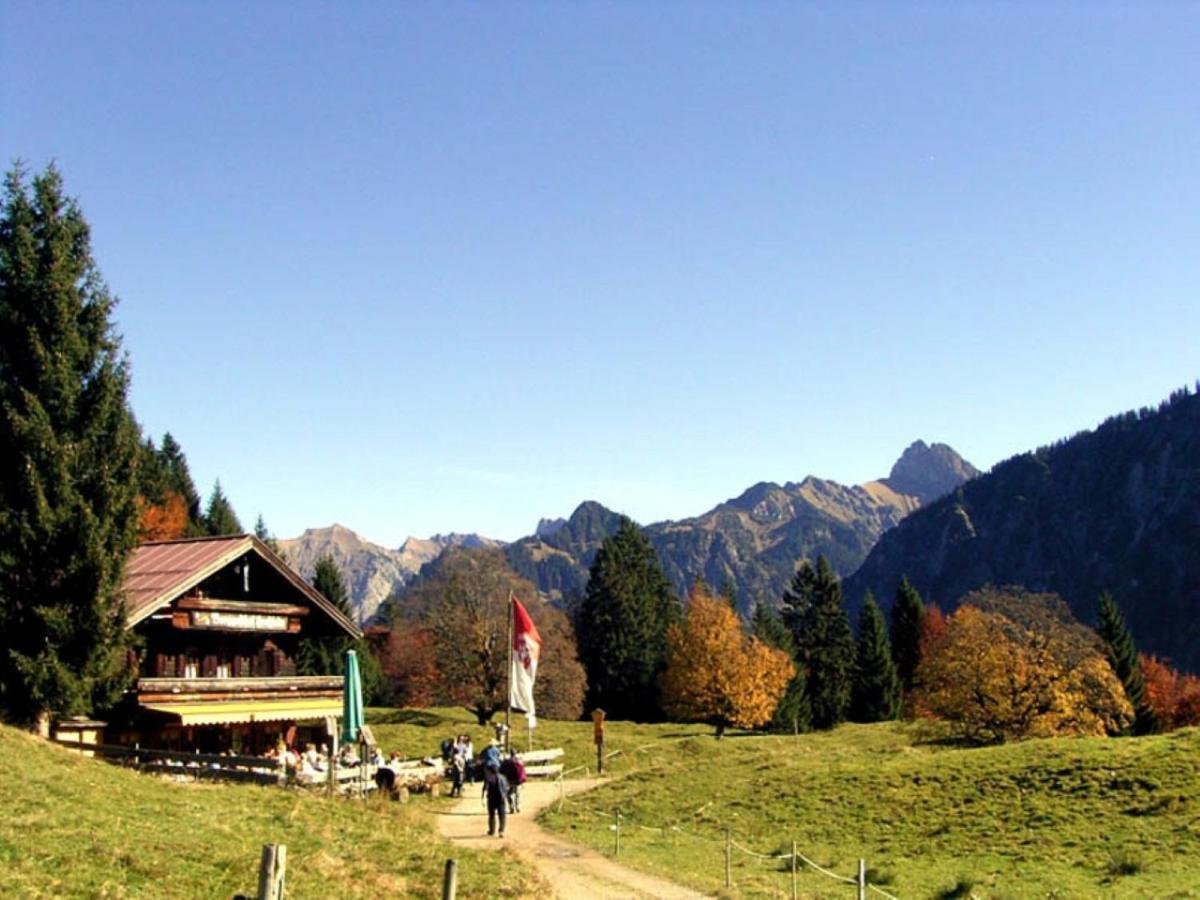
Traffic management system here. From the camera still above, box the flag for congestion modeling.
[509,594,542,727]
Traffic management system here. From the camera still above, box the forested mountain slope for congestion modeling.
[845,388,1200,670]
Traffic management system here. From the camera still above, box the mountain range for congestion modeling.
[277,525,499,622]
[282,440,978,621]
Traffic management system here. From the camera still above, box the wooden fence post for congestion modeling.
[858,858,866,900]
[441,858,457,900]
[614,809,621,856]
[724,828,732,888]
[257,843,286,900]
[791,840,798,900]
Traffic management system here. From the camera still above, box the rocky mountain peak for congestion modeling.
[882,440,980,505]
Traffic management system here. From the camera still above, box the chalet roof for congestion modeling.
[123,535,361,638]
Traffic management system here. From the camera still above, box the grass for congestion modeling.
[8,709,1199,898]
[0,723,544,899]
[522,718,1200,899]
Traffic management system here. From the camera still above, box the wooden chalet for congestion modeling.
[117,535,361,753]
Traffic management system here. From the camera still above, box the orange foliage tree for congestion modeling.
[661,585,794,737]
[377,626,440,707]
[915,597,1132,744]
[1140,654,1200,730]
[136,491,190,542]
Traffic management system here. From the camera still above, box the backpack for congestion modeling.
[481,743,501,770]
[511,757,527,785]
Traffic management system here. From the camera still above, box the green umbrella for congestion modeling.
[342,649,364,745]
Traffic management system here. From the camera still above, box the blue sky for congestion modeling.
[3,2,1197,546]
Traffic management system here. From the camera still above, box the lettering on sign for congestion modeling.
[190,610,289,632]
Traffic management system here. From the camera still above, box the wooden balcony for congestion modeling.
[138,675,344,704]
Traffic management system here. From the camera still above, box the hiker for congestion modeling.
[499,751,527,813]
[482,761,510,837]
[448,746,466,797]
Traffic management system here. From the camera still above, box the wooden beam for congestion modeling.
[176,597,310,616]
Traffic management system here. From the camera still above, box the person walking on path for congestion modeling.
[482,762,510,837]
[500,751,526,813]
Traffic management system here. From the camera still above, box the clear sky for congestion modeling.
[3,2,1197,547]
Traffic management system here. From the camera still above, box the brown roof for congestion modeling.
[123,535,361,638]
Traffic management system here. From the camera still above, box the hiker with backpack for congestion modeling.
[499,751,527,813]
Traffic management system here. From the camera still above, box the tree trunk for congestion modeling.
[714,721,726,739]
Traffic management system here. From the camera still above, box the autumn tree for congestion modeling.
[137,491,190,541]
[850,593,901,722]
[577,516,678,721]
[780,556,854,730]
[396,547,586,724]
[377,626,440,707]
[915,589,1132,743]
[752,602,810,733]
[889,577,926,694]
[1139,654,1200,731]
[135,433,202,541]
[1097,592,1157,735]
[662,586,794,737]
[0,164,141,728]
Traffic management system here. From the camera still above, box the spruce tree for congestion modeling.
[889,576,926,693]
[254,513,284,557]
[780,556,854,730]
[1097,592,1157,735]
[0,164,140,727]
[577,516,678,720]
[850,593,901,722]
[159,432,202,530]
[752,601,810,732]
[203,480,242,535]
[312,553,352,618]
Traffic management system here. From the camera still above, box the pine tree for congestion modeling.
[752,602,810,733]
[159,433,201,530]
[889,576,926,694]
[780,556,854,730]
[312,553,352,618]
[1097,592,1157,735]
[203,480,242,535]
[0,164,140,727]
[577,516,678,720]
[254,513,283,557]
[850,593,901,722]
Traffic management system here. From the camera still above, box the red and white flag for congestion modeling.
[510,593,542,727]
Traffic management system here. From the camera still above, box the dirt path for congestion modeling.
[434,778,709,900]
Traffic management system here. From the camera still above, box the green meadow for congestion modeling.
[0,722,542,899]
[4,710,1199,898]
[375,708,1200,898]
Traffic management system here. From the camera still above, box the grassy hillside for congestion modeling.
[0,723,542,899]
[533,720,1200,899]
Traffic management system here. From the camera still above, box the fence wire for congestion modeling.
[552,791,907,896]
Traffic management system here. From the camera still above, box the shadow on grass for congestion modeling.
[369,709,452,727]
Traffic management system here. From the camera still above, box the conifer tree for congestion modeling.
[0,164,140,727]
[159,433,201,530]
[780,556,854,729]
[312,553,352,618]
[1097,592,1157,735]
[889,576,926,693]
[203,480,242,535]
[577,516,678,720]
[752,602,810,732]
[850,593,901,722]
[254,513,283,557]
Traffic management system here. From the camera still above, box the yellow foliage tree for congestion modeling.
[915,603,1132,743]
[662,585,794,737]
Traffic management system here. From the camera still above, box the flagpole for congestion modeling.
[505,589,514,755]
